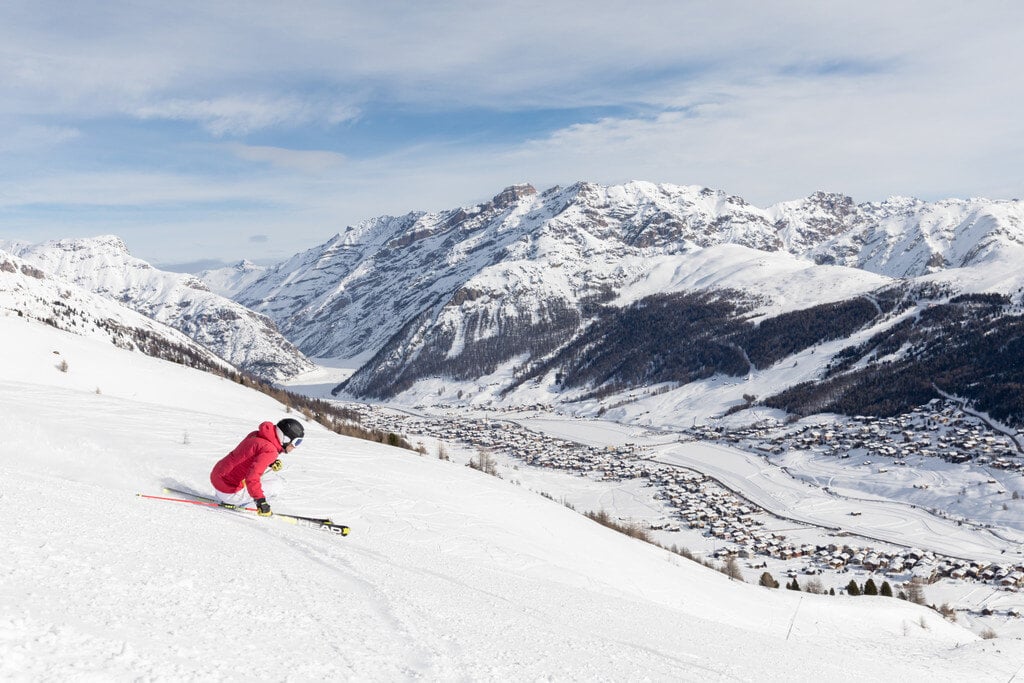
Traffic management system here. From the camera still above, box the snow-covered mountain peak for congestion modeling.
[42,233,132,256]
[0,248,233,375]
[8,236,314,382]
[199,259,268,298]
[235,181,1024,378]
[6,235,211,294]
[491,182,537,208]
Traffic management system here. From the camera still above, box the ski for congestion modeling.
[163,486,261,512]
[164,487,348,533]
[163,487,336,526]
[139,489,350,537]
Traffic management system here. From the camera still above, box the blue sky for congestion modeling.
[1,1,1023,268]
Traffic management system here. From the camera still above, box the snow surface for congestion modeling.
[613,244,892,318]
[198,260,268,299]
[3,237,313,382]
[4,314,1024,680]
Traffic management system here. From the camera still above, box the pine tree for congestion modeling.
[880,581,893,597]
[787,577,801,591]
[864,578,878,596]
[847,579,861,596]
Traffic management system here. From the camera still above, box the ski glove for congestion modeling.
[255,498,272,516]
[270,459,283,472]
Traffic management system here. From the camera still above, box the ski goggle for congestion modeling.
[285,437,303,448]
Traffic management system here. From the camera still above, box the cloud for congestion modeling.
[4,2,1022,134]
[0,171,269,208]
[0,124,80,153]
[132,96,358,137]
[248,234,269,244]
[227,143,346,173]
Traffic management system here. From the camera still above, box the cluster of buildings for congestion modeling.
[344,402,1024,591]
[356,407,653,480]
[645,465,1024,588]
[691,400,1022,470]
[937,559,1024,587]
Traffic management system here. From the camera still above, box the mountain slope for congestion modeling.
[3,313,1021,680]
[0,248,233,375]
[3,236,314,382]
[765,291,1024,426]
[791,195,1024,277]
[235,184,547,360]
[198,259,267,298]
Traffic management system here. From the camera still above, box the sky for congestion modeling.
[1,1,1023,269]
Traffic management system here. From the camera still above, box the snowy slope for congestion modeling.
[2,313,1023,680]
[613,243,892,318]
[799,196,1024,278]
[0,248,233,375]
[2,236,314,382]
[198,259,268,298]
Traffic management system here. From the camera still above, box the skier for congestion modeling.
[210,418,305,516]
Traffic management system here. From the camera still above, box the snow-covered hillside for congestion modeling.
[198,259,267,298]
[612,243,891,317]
[798,195,1024,278]
[0,248,232,376]
[3,236,313,382]
[4,313,1021,680]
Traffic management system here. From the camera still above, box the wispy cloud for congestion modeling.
[227,143,346,173]
[132,96,359,137]
[0,124,80,153]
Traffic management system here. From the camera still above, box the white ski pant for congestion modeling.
[213,475,282,506]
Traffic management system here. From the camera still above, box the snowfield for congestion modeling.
[3,315,1024,680]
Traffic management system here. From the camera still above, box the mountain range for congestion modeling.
[226,181,1024,426]
[5,181,1023,428]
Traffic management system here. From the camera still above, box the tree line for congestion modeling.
[765,293,1024,427]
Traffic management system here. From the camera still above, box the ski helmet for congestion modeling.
[277,418,305,446]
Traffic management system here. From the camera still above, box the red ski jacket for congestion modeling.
[210,421,283,500]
